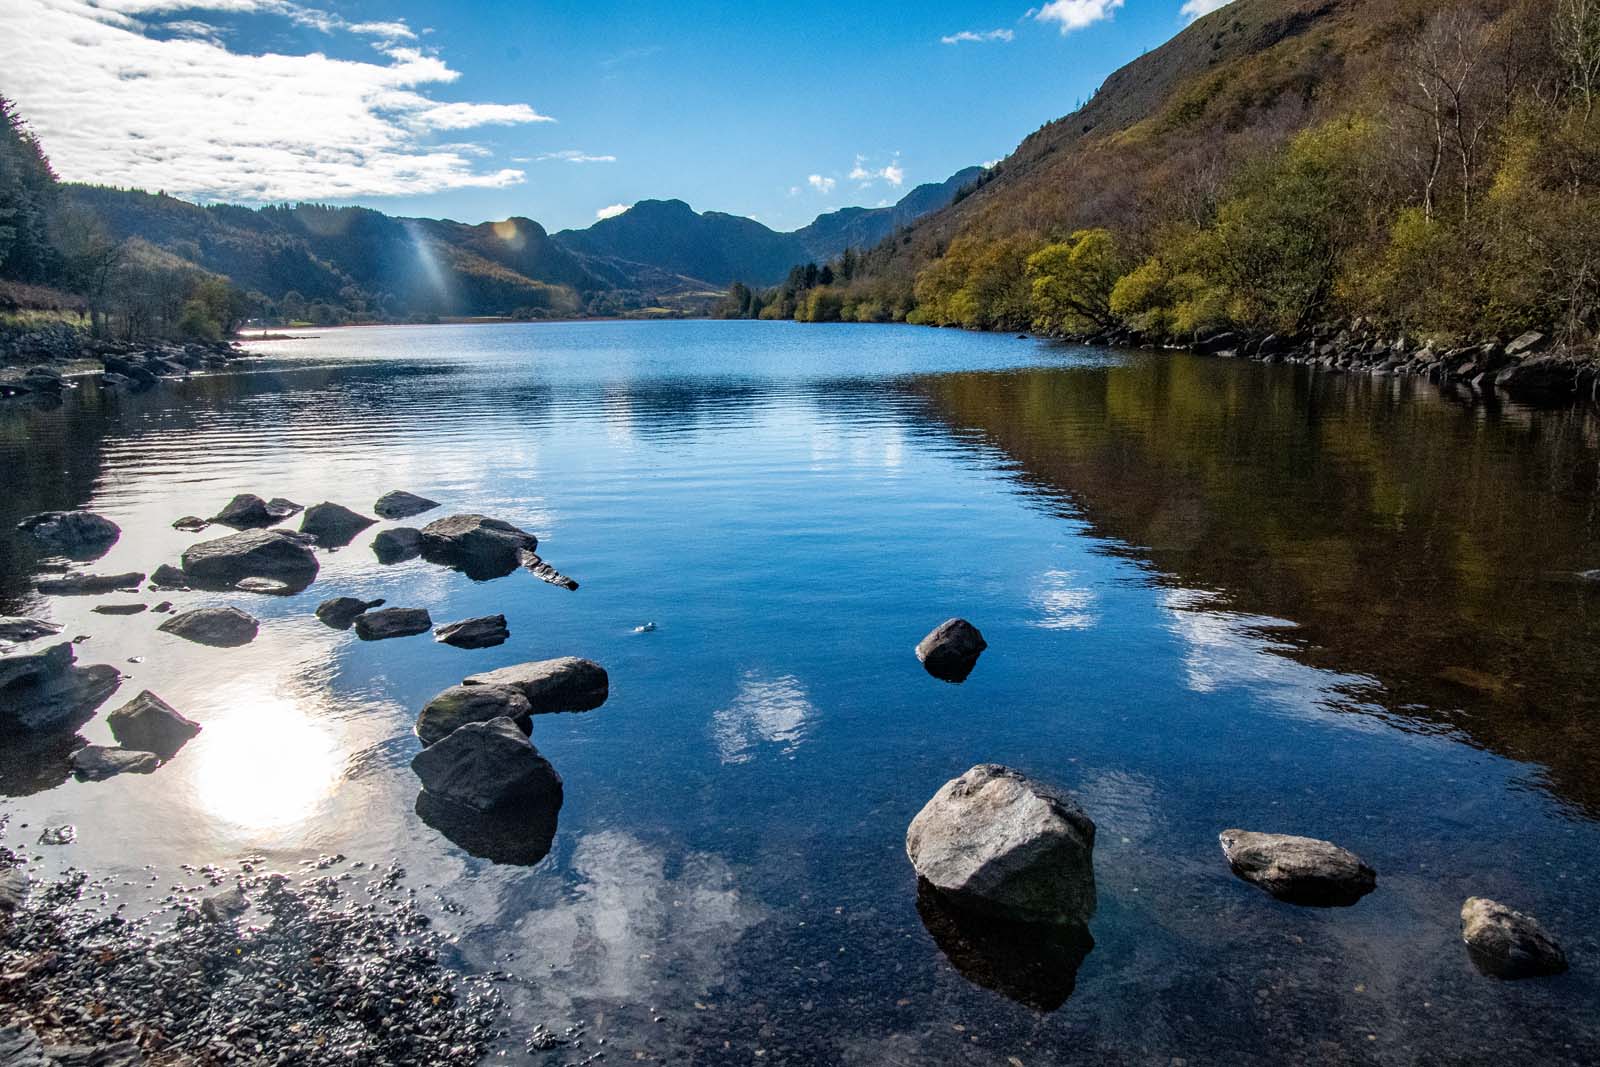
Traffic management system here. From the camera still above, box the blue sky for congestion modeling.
[0,0,1232,232]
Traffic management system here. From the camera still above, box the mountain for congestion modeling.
[794,167,986,263]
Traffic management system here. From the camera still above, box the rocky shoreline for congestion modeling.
[0,323,254,401]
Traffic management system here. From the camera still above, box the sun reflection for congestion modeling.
[189,694,341,834]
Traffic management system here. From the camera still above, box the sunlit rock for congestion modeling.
[314,596,384,630]
[517,548,579,590]
[0,642,120,734]
[158,606,259,648]
[1461,897,1567,979]
[416,683,531,746]
[299,501,377,548]
[70,745,160,781]
[433,614,509,650]
[374,489,441,520]
[420,514,539,580]
[180,529,319,592]
[1219,829,1376,907]
[0,617,61,643]
[372,527,424,564]
[462,657,608,714]
[354,607,432,641]
[411,716,563,814]
[36,571,145,595]
[211,493,300,529]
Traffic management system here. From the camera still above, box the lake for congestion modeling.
[2,320,1598,1064]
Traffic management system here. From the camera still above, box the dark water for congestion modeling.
[2,321,1598,1064]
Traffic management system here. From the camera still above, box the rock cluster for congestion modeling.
[0,642,121,734]
[211,493,302,529]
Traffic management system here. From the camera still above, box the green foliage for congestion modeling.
[1026,229,1128,333]
[911,235,1036,331]
[0,96,60,284]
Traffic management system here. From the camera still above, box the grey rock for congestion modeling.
[264,497,303,519]
[70,745,160,781]
[36,571,145,595]
[517,548,579,590]
[416,683,532,746]
[420,514,539,580]
[314,596,385,630]
[353,607,432,641]
[212,493,292,529]
[235,576,292,595]
[0,643,121,734]
[180,529,318,592]
[0,869,27,914]
[411,716,562,813]
[200,885,249,922]
[0,641,75,692]
[1461,897,1568,979]
[106,690,200,757]
[0,1025,47,1066]
[434,614,509,650]
[372,526,423,564]
[1505,330,1548,357]
[0,617,61,643]
[172,515,210,532]
[46,1041,144,1067]
[462,657,608,713]
[299,501,376,547]
[90,603,147,616]
[916,618,987,683]
[17,511,120,559]
[158,606,259,647]
[149,563,191,589]
[906,764,1097,925]
[1219,829,1376,906]
[374,490,441,520]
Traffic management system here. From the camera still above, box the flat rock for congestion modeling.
[434,614,510,649]
[517,548,579,590]
[0,643,121,734]
[416,683,532,746]
[1219,829,1376,906]
[299,501,376,547]
[17,511,120,559]
[180,529,319,592]
[916,618,987,683]
[372,526,424,564]
[420,514,539,580]
[374,489,441,520]
[462,657,608,713]
[1461,897,1568,978]
[411,716,563,813]
[0,617,61,643]
[91,602,148,616]
[70,745,160,781]
[235,576,292,595]
[36,571,145,596]
[314,596,384,630]
[0,869,27,914]
[106,690,200,757]
[907,763,1097,925]
[354,607,432,641]
[172,515,210,532]
[158,606,260,647]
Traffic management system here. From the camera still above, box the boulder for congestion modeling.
[200,885,250,922]
[414,789,559,866]
[299,501,377,547]
[1495,354,1578,399]
[906,764,1097,925]
[158,606,260,647]
[180,529,319,592]
[434,614,510,650]
[211,493,296,529]
[1219,829,1376,906]
[1460,897,1568,979]
[264,497,303,519]
[420,514,538,580]
[1504,330,1548,357]
[0,643,121,734]
[0,617,61,643]
[416,683,532,746]
[314,596,385,630]
[0,869,26,914]
[374,490,441,520]
[916,618,988,683]
[462,657,608,713]
[410,716,563,813]
[353,607,432,641]
[517,548,580,591]
[106,690,200,757]
[0,641,75,692]
[371,527,423,564]
[70,745,160,781]
[36,571,145,595]
[149,564,192,589]
[16,510,120,559]
[235,577,292,595]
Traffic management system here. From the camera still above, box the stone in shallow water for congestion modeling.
[354,607,432,641]
[907,763,1096,925]
[235,577,292,595]
[516,548,579,590]
[415,788,558,867]
[158,606,259,648]
[0,870,27,914]
[36,572,145,596]
[416,683,531,746]
[70,745,160,781]
[16,510,120,559]
[411,716,563,813]
[419,514,538,581]
[1219,829,1376,907]
[371,527,423,564]
[172,515,210,532]
[314,596,385,630]
[374,489,441,520]
[211,493,294,529]
[1460,897,1568,979]
[434,614,509,649]
[180,529,318,592]
[300,501,377,547]
[0,643,121,734]
[0,617,62,643]
[149,564,191,589]
[107,690,201,758]
[461,657,608,713]
[915,618,987,683]
[91,603,147,616]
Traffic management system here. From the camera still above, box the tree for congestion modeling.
[1555,0,1600,118]
[1026,229,1128,333]
[0,95,60,283]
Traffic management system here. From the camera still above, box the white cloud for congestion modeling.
[1035,0,1125,33]
[1180,0,1234,19]
[940,28,1015,44]
[348,19,415,39]
[847,153,905,187]
[806,173,835,193]
[0,0,549,201]
[595,203,629,220]
[530,149,616,164]
[982,157,1003,168]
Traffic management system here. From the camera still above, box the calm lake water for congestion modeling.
[2,320,1599,1064]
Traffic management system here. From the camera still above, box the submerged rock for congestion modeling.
[1219,829,1376,907]
[419,514,539,581]
[371,527,423,564]
[353,607,432,641]
[180,529,319,592]
[434,614,510,650]
[0,643,121,734]
[70,745,160,781]
[17,511,120,559]
[235,577,292,595]
[411,716,563,813]
[415,789,559,867]
[416,683,532,746]
[916,618,987,683]
[1460,897,1568,979]
[157,606,260,648]
[314,596,385,630]
[172,515,210,532]
[0,617,61,643]
[300,502,377,548]
[907,764,1097,925]
[517,548,579,590]
[90,603,148,616]
[212,493,299,529]
[374,490,441,520]
[462,657,608,713]
[106,690,200,757]
[36,571,145,596]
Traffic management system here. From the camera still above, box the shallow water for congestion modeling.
[2,320,1599,1064]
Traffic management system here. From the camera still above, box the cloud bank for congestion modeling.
[1034,0,1125,33]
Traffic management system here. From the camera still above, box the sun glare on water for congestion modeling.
[188,693,342,837]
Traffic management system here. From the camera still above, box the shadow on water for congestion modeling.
[414,790,560,867]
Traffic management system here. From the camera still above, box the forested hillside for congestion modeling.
[748,0,1600,351]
